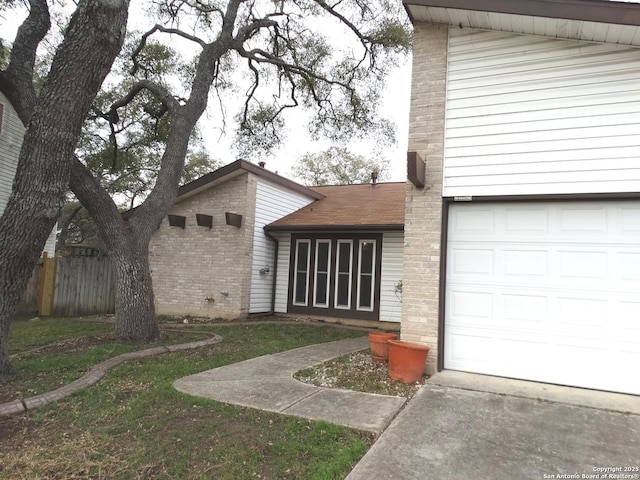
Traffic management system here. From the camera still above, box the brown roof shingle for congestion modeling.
[266,182,406,231]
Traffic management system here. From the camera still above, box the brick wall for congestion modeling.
[149,172,257,318]
[400,23,448,374]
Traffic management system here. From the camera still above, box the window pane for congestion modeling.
[335,241,352,309]
[295,274,307,304]
[297,242,309,271]
[294,240,310,306]
[316,273,328,305]
[338,242,351,273]
[317,242,329,271]
[357,240,376,311]
[314,241,330,307]
[359,275,372,308]
[336,274,350,306]
[360,241,373,274]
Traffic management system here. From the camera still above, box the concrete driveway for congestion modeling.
[348,371,640,480]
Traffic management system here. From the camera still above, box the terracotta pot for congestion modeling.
[388,339,430,383]
[368,332,398,363]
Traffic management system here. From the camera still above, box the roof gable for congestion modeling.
[176,159,323,202]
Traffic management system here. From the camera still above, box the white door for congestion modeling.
[445,201,640,395]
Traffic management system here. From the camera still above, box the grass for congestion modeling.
[0,317,373,479]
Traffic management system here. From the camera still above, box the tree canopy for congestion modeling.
[292,146,390,186]
[0,0,410,377]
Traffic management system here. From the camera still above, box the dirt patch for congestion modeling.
[295,350,427,398]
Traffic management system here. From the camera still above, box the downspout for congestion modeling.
[263,227,279,314]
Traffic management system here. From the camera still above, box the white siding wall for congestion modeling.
[0,92,24,218]
[273,233,291,313]
[249,179,315,313]
[444,28,640,197]
[0,92,56,255]
[379,232,404,323]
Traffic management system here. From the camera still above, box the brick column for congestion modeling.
[401,23,448,374]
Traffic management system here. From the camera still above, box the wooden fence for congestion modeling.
[20,250,116,316]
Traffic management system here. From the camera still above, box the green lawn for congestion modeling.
[0,317,373,479]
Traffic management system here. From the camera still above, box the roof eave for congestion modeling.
[265,224,405,232]
[403,0,640,26]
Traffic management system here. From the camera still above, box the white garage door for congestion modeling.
[445,201,640,395]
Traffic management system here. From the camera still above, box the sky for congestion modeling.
[1,3,413,183]
[9,1,636,184]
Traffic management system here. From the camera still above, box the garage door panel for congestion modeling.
[503,294,547,323]
[445,201,640,395]
[558,206,608,234]
[556,296,608,327]
[449,249,495,277]
[614,301,640,331]
[619,252,640,281]
[503,250,548,277]
[621,207,640,234]
[558,250,607,280]
[447,290,493,322]
[505,207,549,234]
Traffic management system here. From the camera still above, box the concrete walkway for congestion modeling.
[173,336,407,433]
[347,371,640,479]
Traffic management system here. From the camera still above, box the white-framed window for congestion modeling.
[356,239,376,311]
[313,240,331,307]
[334,240,353,310]
[293,239,311,306]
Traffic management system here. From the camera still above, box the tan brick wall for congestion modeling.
[149,172,257,319]
[401,23,448,374]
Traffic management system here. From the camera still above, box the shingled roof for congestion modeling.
[266,182,406,231]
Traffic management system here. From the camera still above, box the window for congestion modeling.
[335,240,353,309]
[288,234,382,320]
[293,240,310,305]
[357,240,376,311]
[313,240,331,307]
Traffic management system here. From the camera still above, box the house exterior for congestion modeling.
[401,0,640,396]
[266,182,405,324]
[149,160,322,318]
[149,160,406,325]
[0,91,56,255]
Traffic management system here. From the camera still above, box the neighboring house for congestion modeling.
[266,182,405,324]
[401,0,640,396]
[0,90,56,255]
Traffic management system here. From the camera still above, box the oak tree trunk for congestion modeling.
[0,0,128,378]
[112,241,160,343]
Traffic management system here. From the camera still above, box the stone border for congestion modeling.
[0,335,223,416]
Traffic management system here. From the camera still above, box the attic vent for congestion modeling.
[371,171,378,185]
[168,214,186,229]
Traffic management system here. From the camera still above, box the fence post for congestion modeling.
[38,252,57,316]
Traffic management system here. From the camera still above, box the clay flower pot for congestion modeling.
[388,339,430,383]
[368,332,398,363]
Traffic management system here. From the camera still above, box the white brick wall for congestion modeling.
[400,23,449,374]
